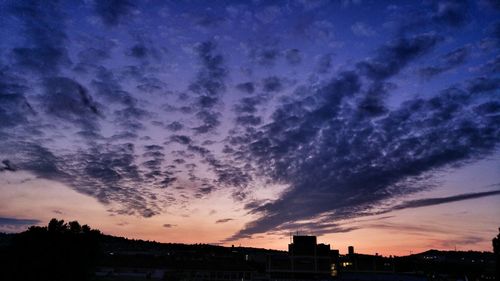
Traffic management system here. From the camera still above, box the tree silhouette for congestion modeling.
[69,220,82,233]
[2,218,101,281]
[494,227,500,280]
[48,218,66,233]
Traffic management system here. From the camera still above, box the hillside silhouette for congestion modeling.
[0,219,498,281]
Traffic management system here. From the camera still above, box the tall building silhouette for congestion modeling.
[348,246,354,255]
[268,235,338,280]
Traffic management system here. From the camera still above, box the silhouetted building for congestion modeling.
[347,246,354,255]
[267,235,336,280]
[340,253,393,272]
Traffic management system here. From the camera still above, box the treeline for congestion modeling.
[0,218,281,281]
[0,218,101,281]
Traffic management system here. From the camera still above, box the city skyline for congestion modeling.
[0,0,499,256]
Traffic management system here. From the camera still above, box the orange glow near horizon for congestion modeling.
[1,170,499,257]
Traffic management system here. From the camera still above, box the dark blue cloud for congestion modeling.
[189,41,227,133]
[236,115,262,126]
[483,0,500,10]
[388,189,500,212]
[77,46,112,63]
[420,46,469,78]
[277,188,500,236]
[93,0,135,26]
[0,142,66,180]
[42,77,100,125]
[247,38,282,66]
[466,77,500,94]
[234,97,262,114]
[192,12,226,28]
[190,41,227,105]
[169,135,193,145]
[0,140,164,217]
[0,71,34,129]
[128,44,148,59]
[125,34,166,65]
[0,160,16,172]
[284,49,302,66]
[9,0,69,74]
[394,0,470,34]
[91,67,130,103]
[0,217,40,226]
[166,121,184,132]
[262,76,284,93]
[431,0,470,27]
[226,49,500,240]
[478,55,500,74]
[236,82,255,94]
[357,33,441,81]
[193,110,221,134]
[72,143,161,217]
[136,77,167,93]
[356,82,392,117]
[232,91,497,239]
[315,53,333,74]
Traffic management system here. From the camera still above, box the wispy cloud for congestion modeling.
[0,217,41,232]
[388,189,500,212]
[0,217,40,226]
[216,218,234,224]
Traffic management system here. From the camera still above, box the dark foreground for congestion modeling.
[0,219,498,281]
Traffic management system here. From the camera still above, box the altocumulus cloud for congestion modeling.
[225,28,500,239]
[0,1,498,236]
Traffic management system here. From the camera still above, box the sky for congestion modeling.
[0,0,499,256]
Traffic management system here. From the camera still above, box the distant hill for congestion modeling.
[0,219,497,281]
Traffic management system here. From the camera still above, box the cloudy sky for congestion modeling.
[0,0,499,255]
